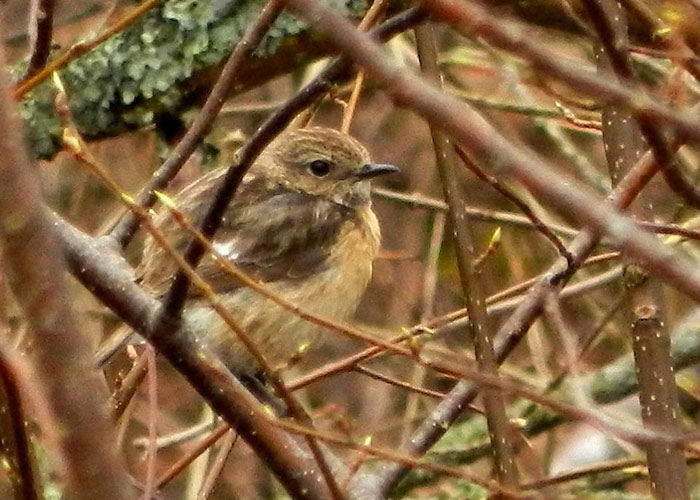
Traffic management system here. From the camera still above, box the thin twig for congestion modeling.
[543,292,626,394]
[196,431,238,499]
[374,187,578,237]
[455,145,571,263]
[15,0,163,98]
[155,424,229,490]
[109,352,149,420]
[20,0,56,83]
[447,87,599,122]
[353,365,447,401]
[108,0,285,247]
[339,0,390,133]
[341,71,365,133]
[374,186,700,242]
[142,345,158,500]
[554,101,602,130]
[402,211,445,441]
[416,23,519,487]
[134,420,220,451]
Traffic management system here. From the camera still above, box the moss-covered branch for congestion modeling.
[19,0,685,159]
[19,0,369,158]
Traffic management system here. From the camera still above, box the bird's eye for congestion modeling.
[309,159,332,177]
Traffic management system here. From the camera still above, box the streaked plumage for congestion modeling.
[136,127,395,375]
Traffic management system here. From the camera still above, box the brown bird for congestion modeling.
[97,127,398,385]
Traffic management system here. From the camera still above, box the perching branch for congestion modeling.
[0,44,129,500]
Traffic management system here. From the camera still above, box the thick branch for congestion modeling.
[588,0,690,498]
[0,44,128,500]
[54,217,336,500]
[274,1,700,497]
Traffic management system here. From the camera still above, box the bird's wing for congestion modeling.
[140,171,354,298]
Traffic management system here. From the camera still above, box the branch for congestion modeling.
[20,0,56,82]
[0,45,129,499]
[0,348,39,500]
[54,216,337,500]
[275,1,700,496]
[415,23,519,487]
[587,0,690,497]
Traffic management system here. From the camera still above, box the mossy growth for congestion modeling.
[19,0,369,158]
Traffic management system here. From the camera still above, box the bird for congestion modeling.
[97,126,398,390]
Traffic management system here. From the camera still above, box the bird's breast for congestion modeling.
[186,203,382,374]
[291,204,380,319]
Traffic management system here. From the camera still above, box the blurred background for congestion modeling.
[5,0,700,498]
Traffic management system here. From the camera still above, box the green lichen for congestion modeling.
[21,0,370,158]
[19,81,62,159]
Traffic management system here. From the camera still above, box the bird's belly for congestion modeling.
[186,256,372,375]
[187,211,379,375]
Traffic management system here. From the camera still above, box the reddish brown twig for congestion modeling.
[109,0,285,248]
[15,0,163,99]
[0,41,129,500]
[454,145,571,263]
[416,23,519,487]
[20,0,56,83]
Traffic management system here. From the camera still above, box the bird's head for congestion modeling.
[255,127,399,207]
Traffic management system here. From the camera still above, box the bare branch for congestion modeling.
[0,41,129,500]
[21,0,56,82]
[109,0,286,247]
[587,0,690,497]
[416,23,519,487]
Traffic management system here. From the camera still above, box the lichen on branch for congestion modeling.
[19,0,369,158]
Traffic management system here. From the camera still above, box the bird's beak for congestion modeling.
[355,163,400,180]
